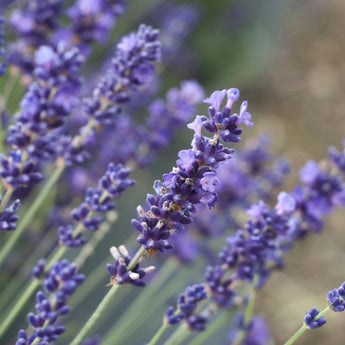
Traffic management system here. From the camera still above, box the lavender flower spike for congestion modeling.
[131,88,252,257]
[304,308,326,329]
[165,284,208,331]
[58,163,135,247]
[15,260,84,344]
[0,17,6,76]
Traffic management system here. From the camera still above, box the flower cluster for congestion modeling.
[106,245,155,287]
[165,284,208,331]
[131,88,252,256]
[60,24,161,166]
[58,163,135,247]
[16,259,84,344]
[303,308,327,329]
[7,43,84,164]
[61,0,127,55]
[95,80,205,169]
[0,17,6,76]
[10,0,63,47]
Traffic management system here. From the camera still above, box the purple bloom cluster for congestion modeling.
[303,308,327,329]
[153,3,200,60]
[16,259,84,344]
[106,245,155,287]
[8,0,64,74]
[0,17,6,76]
[179,142,345,330]
[228,315,271,345]
[0,198,20,231]
[58,163,135,247]
[204,194,295,307]
[165,284,208,331]
[329,141,345,173]
[10,0,63,47]
[60,24,161,166]
[59,0,127,55]
[327,282,345,312]
[82,337,100,345]
[0,44,85,231]
[292,160,345,234]
[167,137,289,264]
[131,88,252,256]
[7,44,84,163]
[95,80,205,169]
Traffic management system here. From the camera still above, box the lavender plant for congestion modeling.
[0,1,344,345]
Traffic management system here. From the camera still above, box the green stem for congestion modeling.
[0,278,39,341]
[284,306,330,345]
[70,245,146,345]
[0,179,110,337]
[163,322,189,345]
[148,323,171,345]
[189,310,233,345]
[232,287,257,345]
[0,164,65,268]
[70,285,120,345]
[102,259,179,345]
[0,187,14,213]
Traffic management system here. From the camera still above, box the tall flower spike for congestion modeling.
[59,24,161,166]
[58,163,135,247]
[131,88,252,256]
[15,260,84,344]
[0,17,6,76]
[165,284,208,331]
[60,0,127,55]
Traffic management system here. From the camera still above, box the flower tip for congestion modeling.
[110,246,120,259]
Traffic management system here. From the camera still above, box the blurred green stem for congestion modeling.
[163,322,189,345]
[188,310,234,345]
[0,164,65,268]
[102,258,179,345]
[284,306,330,345]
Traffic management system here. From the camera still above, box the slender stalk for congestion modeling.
[148,323,171,345]
[188,310,234,345]
[232,288,257,345]
[0,187,112,337]
[163,322,189,345]
[283,306,330,345]
[0,278,39,341]
[70,285,120,345]
[102,259,179,345]
[70,246,146,345]
[74,219,114,268]
[0,164,65,268]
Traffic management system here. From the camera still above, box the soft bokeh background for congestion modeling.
[2,0,345,344]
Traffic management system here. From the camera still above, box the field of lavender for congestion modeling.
[1,1,345,345]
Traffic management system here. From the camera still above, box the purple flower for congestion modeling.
[106,245,155,287]
[304,308,327,329]
[275,192,296,215]
[203,89,227,111]
[187,116,204,136]
[16,260,84,344]
[200,172,220,193]
[59,163,134,247]
[300,160,319,185]
[165,284,208,330]
[177,149,196,171]
[131,88,251,255]
[0,17,6,76]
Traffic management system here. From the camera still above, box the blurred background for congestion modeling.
[2,0,345,344]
